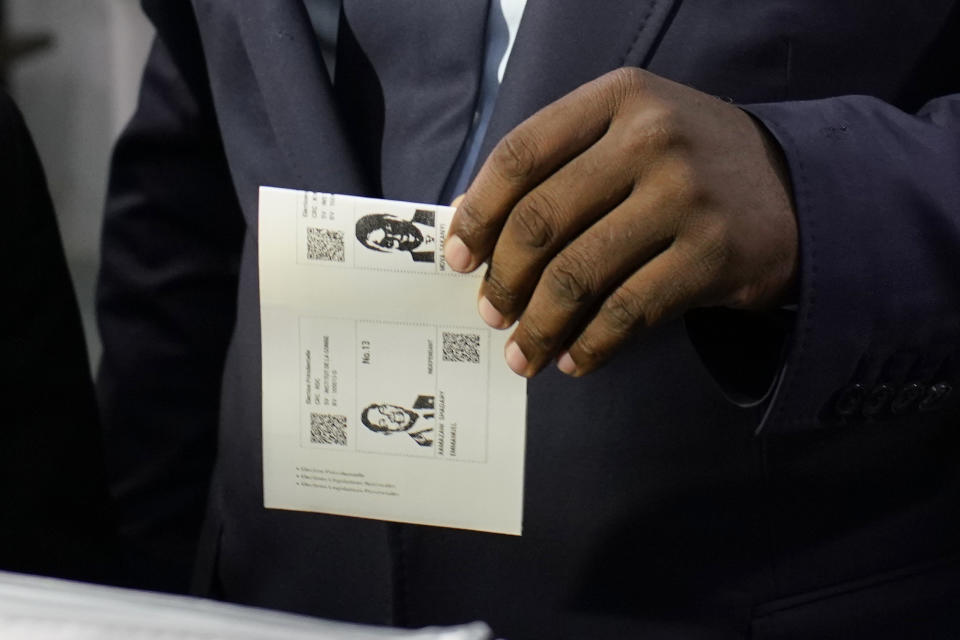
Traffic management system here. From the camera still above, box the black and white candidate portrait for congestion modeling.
[355,209,436,262]
[360,395,435,447]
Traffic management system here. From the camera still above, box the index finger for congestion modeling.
[444,69,633,273]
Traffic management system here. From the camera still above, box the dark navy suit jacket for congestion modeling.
[97,2,960,638]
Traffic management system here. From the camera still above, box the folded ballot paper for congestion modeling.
[0,570,493,640]
[258,187,527,535]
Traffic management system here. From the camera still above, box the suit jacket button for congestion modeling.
[861,384,894,417]
[891,382,924,414]
[919,382,953,412]
[835,384,865,416]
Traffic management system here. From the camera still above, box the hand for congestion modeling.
[444,68,798,378]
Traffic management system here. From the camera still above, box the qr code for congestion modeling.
[306,228,345,262]
[310,413,347,445]
[442,332,481,363]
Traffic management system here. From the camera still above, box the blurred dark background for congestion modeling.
[2,0,152,370]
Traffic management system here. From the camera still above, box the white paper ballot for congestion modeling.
[259,187,526,535]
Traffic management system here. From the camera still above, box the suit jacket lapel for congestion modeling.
[474,0,681,174]
[196,0,679,202]
[195,0,373,197]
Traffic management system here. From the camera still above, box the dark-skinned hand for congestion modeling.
[443,67,799,378]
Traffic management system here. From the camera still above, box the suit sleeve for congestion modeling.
[739,92,960,435]
[682,3,960,435]
[688,87,960,436]
[96,1,244,592]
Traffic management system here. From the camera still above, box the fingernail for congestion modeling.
[478,296,507,329]
[444,235,472,272]
[505,341,528,376]
[557,351,577,376]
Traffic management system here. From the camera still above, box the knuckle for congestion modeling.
[511,190,562,248]
[590,68,641,115]
[573,332,606,366]
[455,199,499,241]
[724,284,755,309]
[483,269,523,310]
[618,104,681,159]
[703,229,735,273]
[649,106,683,148]
[545,251,598,306]
[686,218,735,275]
[663,159,706,208]
[492,131,540,183]
[601,287,648,334]
[519,316,556,353]
[686,222,748,306]
[606,67,646,100]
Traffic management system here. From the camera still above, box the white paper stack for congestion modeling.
[0,570,493,640]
